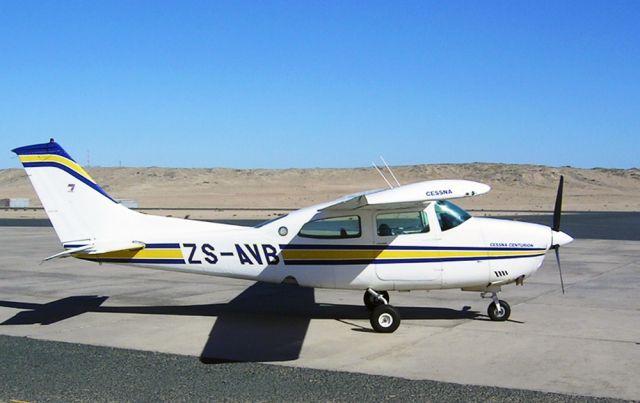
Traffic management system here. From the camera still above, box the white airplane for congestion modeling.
[13,139,573,333]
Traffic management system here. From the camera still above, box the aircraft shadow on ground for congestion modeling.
[0,283,480,363]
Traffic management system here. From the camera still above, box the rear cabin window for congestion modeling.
[299,216,361,239]
[376,211,429,236]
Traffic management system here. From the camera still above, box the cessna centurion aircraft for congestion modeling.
[13,140,573,332]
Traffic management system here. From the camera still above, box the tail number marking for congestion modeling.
[183,243,218,264]
[182,243,279,266]
[236,244,279,265]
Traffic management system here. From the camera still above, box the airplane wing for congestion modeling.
[320,180,490,211]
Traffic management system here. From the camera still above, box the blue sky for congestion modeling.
[1,1,638,169]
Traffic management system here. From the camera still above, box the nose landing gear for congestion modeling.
[482,291,511,321]
[364,288,400,333]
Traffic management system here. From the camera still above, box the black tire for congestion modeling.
[488,300,511,321]
[370,305,400,333]
[363,290,390,310]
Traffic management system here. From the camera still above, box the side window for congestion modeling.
[299,216,361,239]
[376,211,429,236]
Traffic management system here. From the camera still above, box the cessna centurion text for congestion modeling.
[13,139,573,332]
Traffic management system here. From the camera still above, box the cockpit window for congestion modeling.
[434,200,471,231]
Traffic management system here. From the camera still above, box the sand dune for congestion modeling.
[1,164,638,219]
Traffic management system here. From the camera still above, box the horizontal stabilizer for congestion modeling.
[43,244,94,262]
[43,241,146,262]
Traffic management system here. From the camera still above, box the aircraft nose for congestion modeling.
[552,230,573,247]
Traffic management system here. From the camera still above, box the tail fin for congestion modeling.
[12,139,137,245]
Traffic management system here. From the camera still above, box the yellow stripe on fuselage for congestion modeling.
[282,250,434,260]
[484,250,541,257]
[19,154,95,183]
[75,249,184,260]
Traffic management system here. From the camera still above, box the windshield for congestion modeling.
[434,200,471,231]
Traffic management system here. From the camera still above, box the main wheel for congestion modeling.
[363,290,390,310]
[370,305,400,333]
[487,300,511,321]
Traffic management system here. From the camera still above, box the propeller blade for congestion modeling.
[554,246,565,294]
[553,175,564,232]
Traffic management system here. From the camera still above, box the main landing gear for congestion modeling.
[364,288,400,333]
[482,291,511,321]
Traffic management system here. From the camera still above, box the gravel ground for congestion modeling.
[0,335,625,402]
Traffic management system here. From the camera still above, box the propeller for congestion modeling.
[554,247,566,294]
[551,175,566,294]
[553,175,563,232]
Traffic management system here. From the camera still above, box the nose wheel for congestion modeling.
[487,296,511,321]
[364,288,400,333]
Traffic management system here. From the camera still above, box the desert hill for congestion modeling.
[1,164,638,219]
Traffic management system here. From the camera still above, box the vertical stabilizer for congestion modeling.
[12,139,137,245]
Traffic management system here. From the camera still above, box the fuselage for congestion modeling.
[73,201,555,292]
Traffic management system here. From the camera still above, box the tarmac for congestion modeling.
[0,218,639,401]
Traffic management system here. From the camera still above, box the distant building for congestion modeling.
[0,198,31,208]
[116,199,138,209]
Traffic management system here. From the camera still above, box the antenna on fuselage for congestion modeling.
[380,156,401,187]
[372,162,394,189]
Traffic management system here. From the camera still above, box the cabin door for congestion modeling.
[372,210,443,284]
